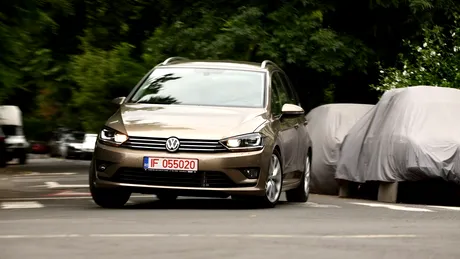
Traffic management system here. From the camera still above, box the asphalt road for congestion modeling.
[1,157,460,259]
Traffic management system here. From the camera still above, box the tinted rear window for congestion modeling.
[128,67,266,108]
[1,125,17,136]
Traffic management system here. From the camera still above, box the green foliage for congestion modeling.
[143,4,370,75]
[70,39,147,132]
[2,0,460,139]
[373,20,460,92]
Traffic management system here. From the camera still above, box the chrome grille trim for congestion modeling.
[121,136,228,152]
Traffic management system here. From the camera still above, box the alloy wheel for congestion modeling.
[265,154,282,203]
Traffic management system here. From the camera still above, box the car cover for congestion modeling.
[336,86,460,185]
[306,103,374,194]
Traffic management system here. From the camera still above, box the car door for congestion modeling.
[270,71,300,181]
[278,71,308,174]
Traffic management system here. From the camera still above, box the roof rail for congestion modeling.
[161,57,189,65]
[260,60,279,69]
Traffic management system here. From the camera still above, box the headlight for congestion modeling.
[220,133,264,151]
[98,127,128,146]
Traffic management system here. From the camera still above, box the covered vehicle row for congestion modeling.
[306,103,374,195]
[336,86,460,185]
[308,86,460,195]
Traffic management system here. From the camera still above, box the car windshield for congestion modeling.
[1,125,18,136]
[68,132,85,143]
[128,67,266,108]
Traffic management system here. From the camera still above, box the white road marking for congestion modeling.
[350,202,434,212]
[318,234,418,239]
[1,201,44,209]
[0,195,152,201]
[0,234,80,239]
[45,190,91,196]
[427,205,460,211]
[306,202,341,208]
[0,233,419,239]
[14,172,77,177]
[45,181,88,188]
[90,234,170,238]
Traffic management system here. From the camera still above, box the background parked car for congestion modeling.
[49,128,70,157]
[0,127,6,168]
[0,105,29,164]
[336,86,460,185]
[81,133,97,159]
[29,141,50,154]
[49,129,97,159]
[306,103,374,195]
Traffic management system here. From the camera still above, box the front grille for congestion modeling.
[121,136,228,152]
[108,168,237,188]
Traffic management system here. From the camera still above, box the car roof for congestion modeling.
[158,59,276,72]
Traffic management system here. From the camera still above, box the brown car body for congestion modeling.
[90,58,312,208]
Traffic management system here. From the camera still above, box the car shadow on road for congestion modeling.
[89,198,289,210]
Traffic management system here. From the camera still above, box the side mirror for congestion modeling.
[281,104,304,116]
[112,97,126,105]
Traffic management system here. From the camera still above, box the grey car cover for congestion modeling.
[336,86,460,185]
[306,103,374,194]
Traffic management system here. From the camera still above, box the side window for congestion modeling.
[273,72,290,106]
[278,72,299,105]
[270,73,283,115]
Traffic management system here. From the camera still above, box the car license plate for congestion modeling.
[143,157,198,172]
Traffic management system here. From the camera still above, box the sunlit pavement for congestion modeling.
[0,158,460,259]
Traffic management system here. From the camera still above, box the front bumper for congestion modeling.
[92,142,272,196]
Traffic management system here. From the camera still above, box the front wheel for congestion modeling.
[255,151,283,208]
[286,152,311,203]
[90,170,131,208]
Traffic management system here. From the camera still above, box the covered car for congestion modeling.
[306,103,374,194]
[336,86,460,185]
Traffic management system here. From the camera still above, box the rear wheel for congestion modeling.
[0,154,6,168]
[286,152,311,203]
[18,149,27,165]
[89,168,131,208]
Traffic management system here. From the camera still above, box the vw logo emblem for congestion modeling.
[165,137,180,152]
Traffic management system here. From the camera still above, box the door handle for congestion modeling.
[294,124,299,129]
[303,120,308,125]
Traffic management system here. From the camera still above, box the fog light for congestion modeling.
[95,160,113,172]
[97,164,107,172]
[240,168,259,179]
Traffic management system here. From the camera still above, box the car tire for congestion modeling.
[156,192,178,202]
[89,166,131,208]
[0,157,6,168]
[286,152,311,203]
[256,150,284,208]
[19,149,27,165]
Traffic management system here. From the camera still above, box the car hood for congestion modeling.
[106,104,269,140]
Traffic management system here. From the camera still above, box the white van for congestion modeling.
[0,105,29,164]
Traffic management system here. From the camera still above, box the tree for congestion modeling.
[373,17,460,92]
[70,39,147,132]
